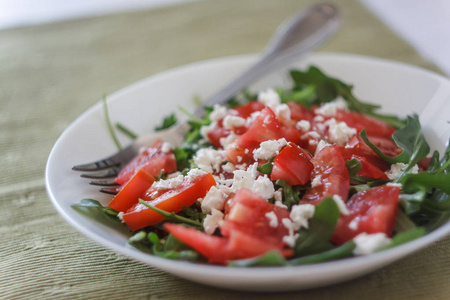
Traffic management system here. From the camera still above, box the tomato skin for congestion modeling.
[287,102,314,122]
[164,223,229,264]
[122,173,216,231]
[271,142,313,185]
[302,144,349,205]
[331,186,400,245]
[206,126,230,148]
[226,107,283,164]
[232,101,265,119]
[109,168,155,212]
[334,109,396,139]
[114,140,177,185]
[164,189,292,264]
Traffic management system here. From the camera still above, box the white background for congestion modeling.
[1,0,449,76]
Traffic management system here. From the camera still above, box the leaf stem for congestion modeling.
[102,95,122,150]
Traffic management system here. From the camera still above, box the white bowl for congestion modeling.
[46,52,450,291]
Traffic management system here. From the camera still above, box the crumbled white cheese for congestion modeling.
[386,182,402,188]
[253,138,287,160]
[315,140,330,155]
[385,163,407,180]
[313,115,325,122]
[220,132,240,149]
[166,171,182,179]
[345,143,355,149]
[290,204,315,230]
[222,115,246,129]
[200,121,218,139]
[275,103,291,121]
[200,186,227,214]
[263,115,271,125]
[252,176,275,199]
[315,98,348,117]
[348,220,358,230]
[222,162,236,173]
[151,174,184,190]
[281,218,299,247]
[311,175,322,188]
[301,131,321,140]
[230,162,259,191]
[161,142,172,153]
[332,195,349,215]
[117,212,125,223]
[411,164,419,174]
[203,208,224,235]
[246,111,261,126]
[353,233,391,255]
[193,148,225,173]
[265,211,279,228]
[213,174,234,188]
[325,118,357,146]
[258,88,281,109]
[309,139,318,146]
[296,120,311,132]
[209,104,228,121]
[186,168,207,182]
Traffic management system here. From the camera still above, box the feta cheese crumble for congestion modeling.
[209,104,228,121]
[203,209,224,235]
[311,175,322,188]
[332,195,350,215]
[258,88,281,109]
[290,204,315,230]
[353,233,391,255]
[265,211,279,228]
[385,163,407,180]
[161,142,172,153]
[315,98,348,117]
[274,103,291,121]
[151,174,184,190]
[253,138,287,160]
[325,118,357,146]
[193,148,225,173]
[186,168,207,182]
[200,186,227,214]
[296,120,311,132]
[222,115,246,129]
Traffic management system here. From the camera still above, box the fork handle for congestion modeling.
[193,3,340,116]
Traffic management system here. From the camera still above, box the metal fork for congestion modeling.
[72,3,341,191]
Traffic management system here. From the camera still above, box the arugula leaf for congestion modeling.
[257,157,274,174]
[155,113,177,131]
[381,227,426,250]
[360,115,430,166]
[294,196,340,256]
[71,199,128,231]
[129,232,199,261]
[290,242,355,265]
[228,251,288,267]
[275,180,302,210]
[401,173,450,195]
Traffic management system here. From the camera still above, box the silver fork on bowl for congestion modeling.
[72,3,341,191]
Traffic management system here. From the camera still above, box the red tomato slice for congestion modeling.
[351,155,389,180]
[206,126,230,148]
[165,188,292,264]
[232,101,265,119]
[226,107,283,164]
[334,109,395,139]
[331,186,400,244]
[164,223,229,264]
[287,102,314,122]
[109,168,155,212]
[271,142,313,185]
[302,144,349,205]
[114,140,177,185]
[122,173,216,231]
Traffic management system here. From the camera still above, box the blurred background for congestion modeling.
[1,0,449,76]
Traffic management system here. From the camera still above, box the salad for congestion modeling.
[73,66,450,267]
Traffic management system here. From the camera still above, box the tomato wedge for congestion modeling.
[226,107,283,164]
[109,168,155,212]
[114,140,177,185]
[271,142,313,185]
[164,188,292,264]
[334,109,396,139]
[122,173,216,231]
[331,186,400,244]
[302,144,349,205]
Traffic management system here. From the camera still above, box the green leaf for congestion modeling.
[401,172,450,194]
[294,196,340,256]
[381,227,426,251]
[360,115,430,167]
[228,251,288,267]
[257,157,274,174]
[71,199,128,232]
[155,113,177,131]
[102,95,122,150]
[289,242,355,265]
[275,180,302,210]
[346,158,363,174]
